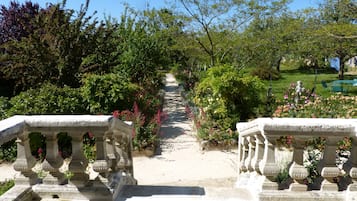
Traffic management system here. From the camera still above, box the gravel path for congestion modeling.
[133,74,238,187]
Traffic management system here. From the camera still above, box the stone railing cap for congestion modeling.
[237,118,357,137]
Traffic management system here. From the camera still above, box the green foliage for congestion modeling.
[251,67,281,80]
[7,83,86,116]
[81,73,139,114]
[194,65,264,130]
[83,132,96,162]
[0,180,14,196]
[0,97,10,120]
[0,140,16,162]
[0,1,114,93]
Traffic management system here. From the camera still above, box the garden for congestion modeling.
[0,0,356,194]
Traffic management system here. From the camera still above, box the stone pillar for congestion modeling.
[68,132,89,186]
[261,136,279,190]
[13,132,37,185]
[289,137,308,191]
[320,137,341,191]
[41,132,65,185]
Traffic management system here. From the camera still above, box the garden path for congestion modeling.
[132,73,238,187]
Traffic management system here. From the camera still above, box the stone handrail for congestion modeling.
[0,115,137,201]
[236,118,357,201]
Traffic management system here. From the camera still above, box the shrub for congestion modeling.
[7,83,86,115]
[0,140,16,162]
[194,65,265,130]
[81,73,139,114]
[0,97,10,120]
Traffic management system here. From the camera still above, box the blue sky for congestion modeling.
[1,0,318,20]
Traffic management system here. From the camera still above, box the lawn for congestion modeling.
[264,65,357,100]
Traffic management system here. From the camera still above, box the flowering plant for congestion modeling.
[113,101,166,151]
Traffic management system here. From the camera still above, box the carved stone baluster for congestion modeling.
[239,137,249,172]
[348,138,357,191]
[253,134,265,174]
[113,130,133,176]
[92,131,111,185]
[320,136,341,191]
[41,132,65,185]
[260,136,279,190]
[289,137,308,191]
[245,136,256,172]
[13,132,37,185]
[68,132,89,186]
[236,136,250,187]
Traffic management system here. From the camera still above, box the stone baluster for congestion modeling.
[13,131,37,185]
[113,130,133,176]
[289,137,308,191]
[68,132,89,186]
[41,132,65,185]
[348,137,357,191]
[92,131,111,184]
[253,134,265,174]
[320,136,341,191]
[239,136,249,172]
[244,136,255,172]
[260,136,279,190]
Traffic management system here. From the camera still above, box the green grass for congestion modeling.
[262,64,357,100]
[0,180,14,196]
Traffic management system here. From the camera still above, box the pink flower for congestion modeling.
[37,148,43,155]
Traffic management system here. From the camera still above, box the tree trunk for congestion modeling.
[338,56,344,80]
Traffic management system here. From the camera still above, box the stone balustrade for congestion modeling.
[0,115,137,201]
[236,118,357,201]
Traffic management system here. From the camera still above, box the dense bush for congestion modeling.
[194,65,265,130]
[81,73,139,114]
[7,83,86,116]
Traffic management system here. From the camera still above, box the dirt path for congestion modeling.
[133,74,238,187]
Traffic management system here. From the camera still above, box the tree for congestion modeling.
[0,0,105,92]
[177,0,291,67]
[317,0,357,79]
[0,1,41,44]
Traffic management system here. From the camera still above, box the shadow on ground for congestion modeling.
[116,185,205,201]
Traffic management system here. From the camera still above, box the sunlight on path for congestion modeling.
[133,74,238,187]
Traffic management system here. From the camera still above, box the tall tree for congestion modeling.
[0,0,104,92]
[316,0,357,79]
[178,0,291,67]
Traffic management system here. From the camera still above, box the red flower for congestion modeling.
[37,148,43,155]
[113,110,120,118]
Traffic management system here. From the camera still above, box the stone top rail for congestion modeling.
[237,118,357,137]
[0,115,132,145]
